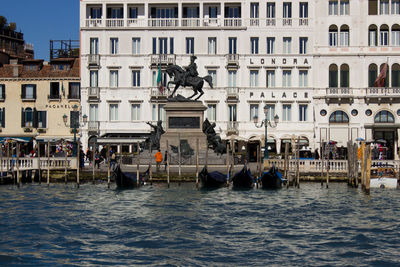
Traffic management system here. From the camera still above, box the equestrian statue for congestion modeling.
[166,55,213,100]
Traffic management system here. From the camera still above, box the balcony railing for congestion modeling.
[182,18,200,27]
[283,18,292,26]
[224,18,242,27]
[266,18,276,26]
[88,54,100,65]
[226,54,239,65]
[249,18,260,26]
[148,18,179,27]
[227,121,239,132]
[150,87,169,97]
[299,18,309,26]
[202,18,220,26]
[88,87,100,99]
[326,87,353,95]
[367,87,400,96]
[150,54,176,65]
[227,87,239,98]
[85,19,103,27]
[106,19,124,27]
[88,121,100,134]
[127,19,147,27]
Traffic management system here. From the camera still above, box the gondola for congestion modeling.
[260,166,285,189]
[232,166,255,189]
[199,166,227,188]
[113,164,148,189]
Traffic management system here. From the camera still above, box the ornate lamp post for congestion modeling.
[254,104,279,159]
[63,104,87,155]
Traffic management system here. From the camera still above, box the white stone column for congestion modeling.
[178,3,182,26]
[124,3,128,27]
[199,2,203,26]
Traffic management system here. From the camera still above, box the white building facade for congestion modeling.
[80,0,400,160]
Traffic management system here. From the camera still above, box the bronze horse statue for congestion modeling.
[166,65,213,100]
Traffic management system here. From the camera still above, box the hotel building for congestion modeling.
[80,0,400,160]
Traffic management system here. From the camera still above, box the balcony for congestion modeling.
[299,18,309,26]
[224,18,242,27]
[68,94,80,100]
[366,87,400,104]
[88,121,100,135]
[150,54,176,65]
[106,19,124,27]
[325,87,353,104]
[202,18,221,27]
[182,18,200,27]
[48,94,61,101]
[127,19,147,27]
[88,54,100,66]
[227,87,239,101]
[249,18,260,27]
[148,18,179,27]
[88,87,100,100]
[226,54,239,66]
[266,18,276,26]
[227,121,239,134]
[85,19,103,27]
[150,87,169,99]
[283,18,292,26]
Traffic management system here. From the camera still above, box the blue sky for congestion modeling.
[2,0,80,61]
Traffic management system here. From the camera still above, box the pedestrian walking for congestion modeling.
[154,149,163,172]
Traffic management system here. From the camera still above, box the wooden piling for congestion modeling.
[16,143,20,186]
[149,140,152,185]
[284,143,289,188]
[37,142,41,184]
[347,140,352,186]
[166,140,170,187]
[178,133,181,180]
[365,145,371,194]
[107,145,111,188]
[136,143,140,187]
[6,143,9,177]
[92,141,95,184]
[296,137,300,188]
[64,140,68,184]
[205,138,208,168]
[360,142,366,190]
[76,142,80,187]
[256,143,260,188]
[0,142,3,179]
[320,142,324,186]
[230,139,234,179]
[47,140,50,185]
[353,143,358,187]
[326,146,330,189]
[226,141,230,186]
[195,138,199,187]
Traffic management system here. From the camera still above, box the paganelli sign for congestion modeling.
[45,104,78,109]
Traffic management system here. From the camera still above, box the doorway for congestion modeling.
[373,130,395,159]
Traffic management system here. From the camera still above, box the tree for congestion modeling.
[0,16,7,29]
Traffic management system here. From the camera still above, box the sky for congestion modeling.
[2,0,80,61]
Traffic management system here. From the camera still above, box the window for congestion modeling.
[110,70,119,88]
[299,2,308,17]
[209,7,218,18]
[282,70,292,87]
[329,0,338,15]
[132,38,140,54]
[89,7,102,18]
[299,70,308,87]
[250,70,259,87]
[369,0,378,15]
[283,2,292,18]
[23,108,33,127]
[251,37,259,54]
[151,104,166,122]
[0,84,5,100]
[68,82,80,99]
[340,64,350,87]
[374,110,394,122]
[110,38,118,54]
[208,70,217,87]
[329,25,338,47]
[37,111,46,128]
[50,82,60,99]
[129,7,138,18]
[299,105,308,121]
[132,70,140,87]
[380,27,389,46]
[186,37,194,54]
[340,25,349,46]
[207,104,216,121]
[267,3,275,18]
[90,38,98,54]
[89,104,98,121]
[299,37,308,54]
[369,25,378,46]
[0,108,5,127]
[250,3,259,18]
[229,37,237,54]
[340,0,350,15]
[250,104,259,121]
[392,0,400,14]
[329,110,349,123]
[267,37,275,54]
[109,104,119,121]
[228,70,237,87]
[228,104,237,121]
[265,105,275,121]
[90,70,98,87]
[282,104,292,121]
[368,64,378,87]
[208,37,216,54]
[21,84,36,100]
[392,26,400,46]
[107,7,123,18]
[329,64,338,87]
[159,38,168,54]
[267,70,275,87]
[283,37,291,54]
[131,104,140,121]
[392,64,400,87]
[380,0,389,14]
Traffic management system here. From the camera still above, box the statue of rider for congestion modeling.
[183,55,199,85]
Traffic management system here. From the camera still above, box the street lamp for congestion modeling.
[63,104,87,155]
[254,104,279,159]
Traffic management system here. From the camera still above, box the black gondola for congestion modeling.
[260,166,285,189]
[113,164,148,188]
[232,166,255,189]
[199,166,227,188]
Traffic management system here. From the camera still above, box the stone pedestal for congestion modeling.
[160,101,208,153]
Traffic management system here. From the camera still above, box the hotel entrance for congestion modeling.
[373,130,395,160]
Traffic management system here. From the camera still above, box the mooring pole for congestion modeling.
[64,140,68,184]
[167,140,170,188]
[16,143,20,187]
[76,142,80,188]
[178,133,181,181]
[6,143,9,178]
[92,141,95,184]
[136,143,140,187]
[149,140,153,185]
[47,140,50,186]
[37,142,41,184]
[226,141,230,186]
[365,145,371,194]
[107,145,111,188]
[196,138,199,187]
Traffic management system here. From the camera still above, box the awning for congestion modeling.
[222,135,248,141]
[36,137,75,142]
[364,123,400,129]
[0,137,32,143]
[96,138,146,144]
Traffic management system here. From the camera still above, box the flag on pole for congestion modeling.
[374,63,388,87]
[157,64,163,94]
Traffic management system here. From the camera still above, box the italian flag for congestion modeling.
[157,64,163,93]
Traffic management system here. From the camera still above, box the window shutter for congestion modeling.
[196,7,199,17]
[174,7,178,18]
[225,7,229,18]
[43,111,47,128]
[238,7,241,17]
[21,85,26,99]
[1,108,4,128]
[152,38,157,54]
[33,85,37,99]
[107,8,111,18]
[1,85,4,99]
[209,7,211,17]
[170,38,174,54]
[183,7,187,17]
[21,108,25,127]
[33,108,38,128]
[119,8,123,18]
[151,7,156,18]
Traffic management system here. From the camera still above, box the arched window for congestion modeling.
[329,25,338,47]
[25,108,33,127]
[374,110,394,123]
[329,110,349,123]
[380,24,389,46]
[369,64,378,87]
[329,64,338,87]
[369,24,378,46]
[392,64,400,87]
[380,63,389,87]
[391,24,400,46]
[340,64,349,87]
[340,25,349,46]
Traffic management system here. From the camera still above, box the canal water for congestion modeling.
[0,182,399,266]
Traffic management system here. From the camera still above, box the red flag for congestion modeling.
[374,63,388,87]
